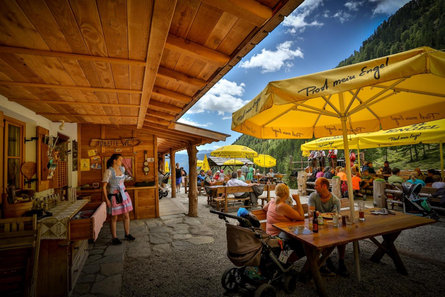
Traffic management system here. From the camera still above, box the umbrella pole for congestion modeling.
[357,144,361,173]
[440,142,444,179]
[340,95,361,282]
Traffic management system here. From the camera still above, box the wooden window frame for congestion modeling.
[3,116,26,190]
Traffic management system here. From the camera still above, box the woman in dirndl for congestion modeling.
[102,154,135,245]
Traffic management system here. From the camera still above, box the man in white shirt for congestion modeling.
[227,172,258,205]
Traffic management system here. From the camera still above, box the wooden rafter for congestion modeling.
[9,98,140,107]
[0,45,146,66]
[157,67,206,88]
[144,117,171,126]
[201,0,272,27]
[0,81,141,94]
[146,110,175,121]
[137,0,177,129]
[165,35,230,66]
[152,86,191,104]
[148,100,182,114]
[37,112,137,118]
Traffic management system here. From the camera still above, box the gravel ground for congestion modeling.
[122,193,445,297]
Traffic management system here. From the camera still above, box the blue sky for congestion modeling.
[177,0,411,154]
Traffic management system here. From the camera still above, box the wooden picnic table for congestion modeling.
[206,184,275,212]
[273,209,436,297]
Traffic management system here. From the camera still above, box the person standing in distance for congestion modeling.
[102,154,135,245]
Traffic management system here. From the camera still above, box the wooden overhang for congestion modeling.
[151,122,229,154]
[0,0,303,134]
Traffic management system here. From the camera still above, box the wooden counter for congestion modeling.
[37,200,106,297]
[78,185,158,219]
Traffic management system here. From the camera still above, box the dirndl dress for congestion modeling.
[103,166,133,216]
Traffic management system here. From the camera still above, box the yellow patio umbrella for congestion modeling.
[223,159,244,165]
[301,119,445,175]
[211,145,258,158]
[164,160,169,173]
[201,154,210,172]
[197,160,203,167]
[232,47,445,281]
[254,154,276,168]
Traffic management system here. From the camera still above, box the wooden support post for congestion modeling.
[373,179,386,208]
[170,149,176,198]
[187,145,198,217]
[331,177,341,199]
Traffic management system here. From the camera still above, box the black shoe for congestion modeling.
[319,265,336,277]
[337,262,350,277]
[111,237,122,245]
[125,234,136,241]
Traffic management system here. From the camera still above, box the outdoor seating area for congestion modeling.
[1,1,445,297]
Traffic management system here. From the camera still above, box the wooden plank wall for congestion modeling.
[79,124,157,218]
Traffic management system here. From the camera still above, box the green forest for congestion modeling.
[233,0,445,185]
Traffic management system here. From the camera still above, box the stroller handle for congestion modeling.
[210,209,252,226]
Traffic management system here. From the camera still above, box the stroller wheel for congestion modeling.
[221,268,241,292]
[283,271,298,293]
[254,283,276,297]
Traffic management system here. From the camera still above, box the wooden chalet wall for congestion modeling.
[78,124,158,218]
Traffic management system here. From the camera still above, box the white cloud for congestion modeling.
[323,10,330,18]
[240,41,303,73]
[332,10,352,23]
[282,0,324,34]
[221,116,232,120]
[177,117,211,127]
[345,1,363,11]
[187,79,247,115]
[370,0,410,15]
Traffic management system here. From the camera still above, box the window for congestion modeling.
[4,118,25,190]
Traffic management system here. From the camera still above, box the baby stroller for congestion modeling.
[401,183,439,220]
[158,172,170,199]
[210,209,301,297]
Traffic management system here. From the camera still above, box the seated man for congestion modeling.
[360,169,373,193]
[388,168,404,185]
[197,170,206,186]
[309,177,348,276]
[236,169,245,181]
[226,172,259,205]
[362,161,376,175]
[381,161,392,179]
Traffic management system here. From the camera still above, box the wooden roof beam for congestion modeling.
[165,35,229,66]
[201,0,272,27]
[9,98,140,107]
[152,86,191,104]
[148,100,182,114]
[144,117,171,126]
[36,112,137,118]
[169,122,229,141]
[0,81,141,94]
[146,110,175,121]
[0,45,146,66]
[157,67,206,88]
[137,0,177,129]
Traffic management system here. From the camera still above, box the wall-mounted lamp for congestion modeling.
[59,120,65,130]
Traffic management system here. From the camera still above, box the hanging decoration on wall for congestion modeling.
[90,156,102,170]
[80,159,90,171]
[72,140,78,171]
[143,150,150,175]
[89,137,141,147]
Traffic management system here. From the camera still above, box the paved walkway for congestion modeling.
[72,190,214,297]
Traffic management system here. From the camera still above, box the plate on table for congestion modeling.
[321,212,335,220]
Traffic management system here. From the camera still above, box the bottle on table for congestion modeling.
[312,211,319,233]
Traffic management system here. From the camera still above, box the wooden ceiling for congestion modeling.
[0,0,302,141]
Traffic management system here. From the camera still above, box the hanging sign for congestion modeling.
[89,137,141,147]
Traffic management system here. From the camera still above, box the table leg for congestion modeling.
[300,247,334,283]
[370,232,407,275]
[303,244,329,297]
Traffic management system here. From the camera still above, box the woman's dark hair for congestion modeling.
[107,154,122,169]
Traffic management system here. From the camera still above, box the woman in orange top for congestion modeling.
[263,184,305,257]
[337,167,347,181]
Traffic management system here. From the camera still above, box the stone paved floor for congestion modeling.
[71,189,214,297]
[71,187,378,297]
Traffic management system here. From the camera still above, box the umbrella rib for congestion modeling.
[349,78,406,115]
[261,105,295,127]
[344,88,361,114]
[372,86,445,98]
[321,95,341,115]
[350,90,383,129]
[297,103,339,117]
[312,97,331,131]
